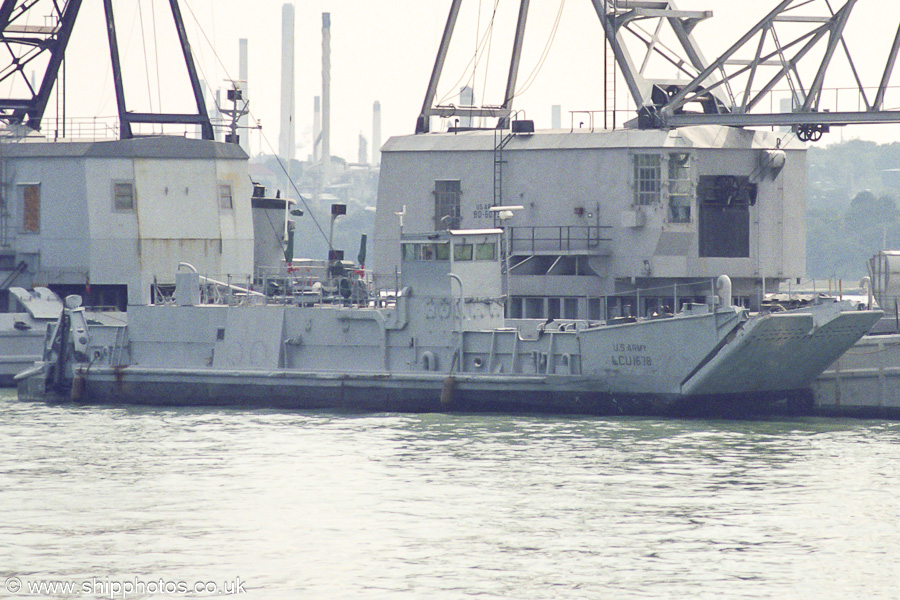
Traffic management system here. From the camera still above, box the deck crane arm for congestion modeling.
[417,0,900,141]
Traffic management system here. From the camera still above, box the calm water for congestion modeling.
[1,388,898,599]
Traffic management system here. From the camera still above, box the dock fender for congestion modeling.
[440,376,456,406]
[71,373,85,401]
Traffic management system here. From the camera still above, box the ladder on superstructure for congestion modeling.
[492,125,515,227]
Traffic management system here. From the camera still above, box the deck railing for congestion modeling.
[508,225,611,254]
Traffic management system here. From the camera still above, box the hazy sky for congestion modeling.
[20,1,900,159]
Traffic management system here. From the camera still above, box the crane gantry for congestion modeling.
[0,0,212,140]
[418,0,900,141]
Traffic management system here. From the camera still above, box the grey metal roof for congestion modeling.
[382,125,805,153]
[0,135,248,160]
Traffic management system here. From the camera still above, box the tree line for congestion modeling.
[807,139,900,279]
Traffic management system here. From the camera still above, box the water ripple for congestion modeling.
[1,390,899,598]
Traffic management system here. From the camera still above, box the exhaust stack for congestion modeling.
[322,12,331,185]
[279,3,295,161]
[313,96,321,161]
[372,100,381,166]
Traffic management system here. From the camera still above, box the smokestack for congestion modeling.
[372,100,381,166]
[552,105,561,129]
[322,12,331,185]
[460,86,474,127]
[279,4,295,161]
[313,96,321,162]
[358,134,368,165]
[238,38,250,154]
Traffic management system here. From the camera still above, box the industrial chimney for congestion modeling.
[358,134,368,165]
[279,4,295,161]
[321,12,331,185]
[372,100,381,166]
[313,96,321,162]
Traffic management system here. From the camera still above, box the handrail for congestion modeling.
[197,274,266,298]
[508,225,612,253]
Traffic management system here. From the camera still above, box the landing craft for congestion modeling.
[17,228,882,416]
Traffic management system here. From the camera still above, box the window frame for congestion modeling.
[18,183,40,233]
[112,180,136,211]
[453,243,473,261]
[434,242,451,261]
[434,179,462,229]
[475,242,496,261]
[632,154,661,206]
[219,183,234,210]
[667,153,692,223]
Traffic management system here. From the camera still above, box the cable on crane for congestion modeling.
[511,0,566,100]
[478,0,500,112]
[435,0,501,108]
[136,1,155,126]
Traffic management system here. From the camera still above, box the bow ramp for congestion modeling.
[681,301,882,397]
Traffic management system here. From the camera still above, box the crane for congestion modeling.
[0,0,213,139]
[417,0,900,141]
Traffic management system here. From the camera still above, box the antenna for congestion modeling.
[217,81,250,145]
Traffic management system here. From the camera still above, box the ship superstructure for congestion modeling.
[374,124,802,319]
[0,135,253,310]
[375,0,900,321]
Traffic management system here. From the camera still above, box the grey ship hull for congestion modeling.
[16,296,879,418]
[18,363,813,417]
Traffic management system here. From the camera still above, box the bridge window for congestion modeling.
[434,243,450,260]
[454,243,473,261]
[434,180,461,229]
[509,296,580,319]
[633,154,661,205]
[525,297,544,318]
[548,298,560,319]
[401,242,450,261]
[475,242,496,260]
[564,298,578,319]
